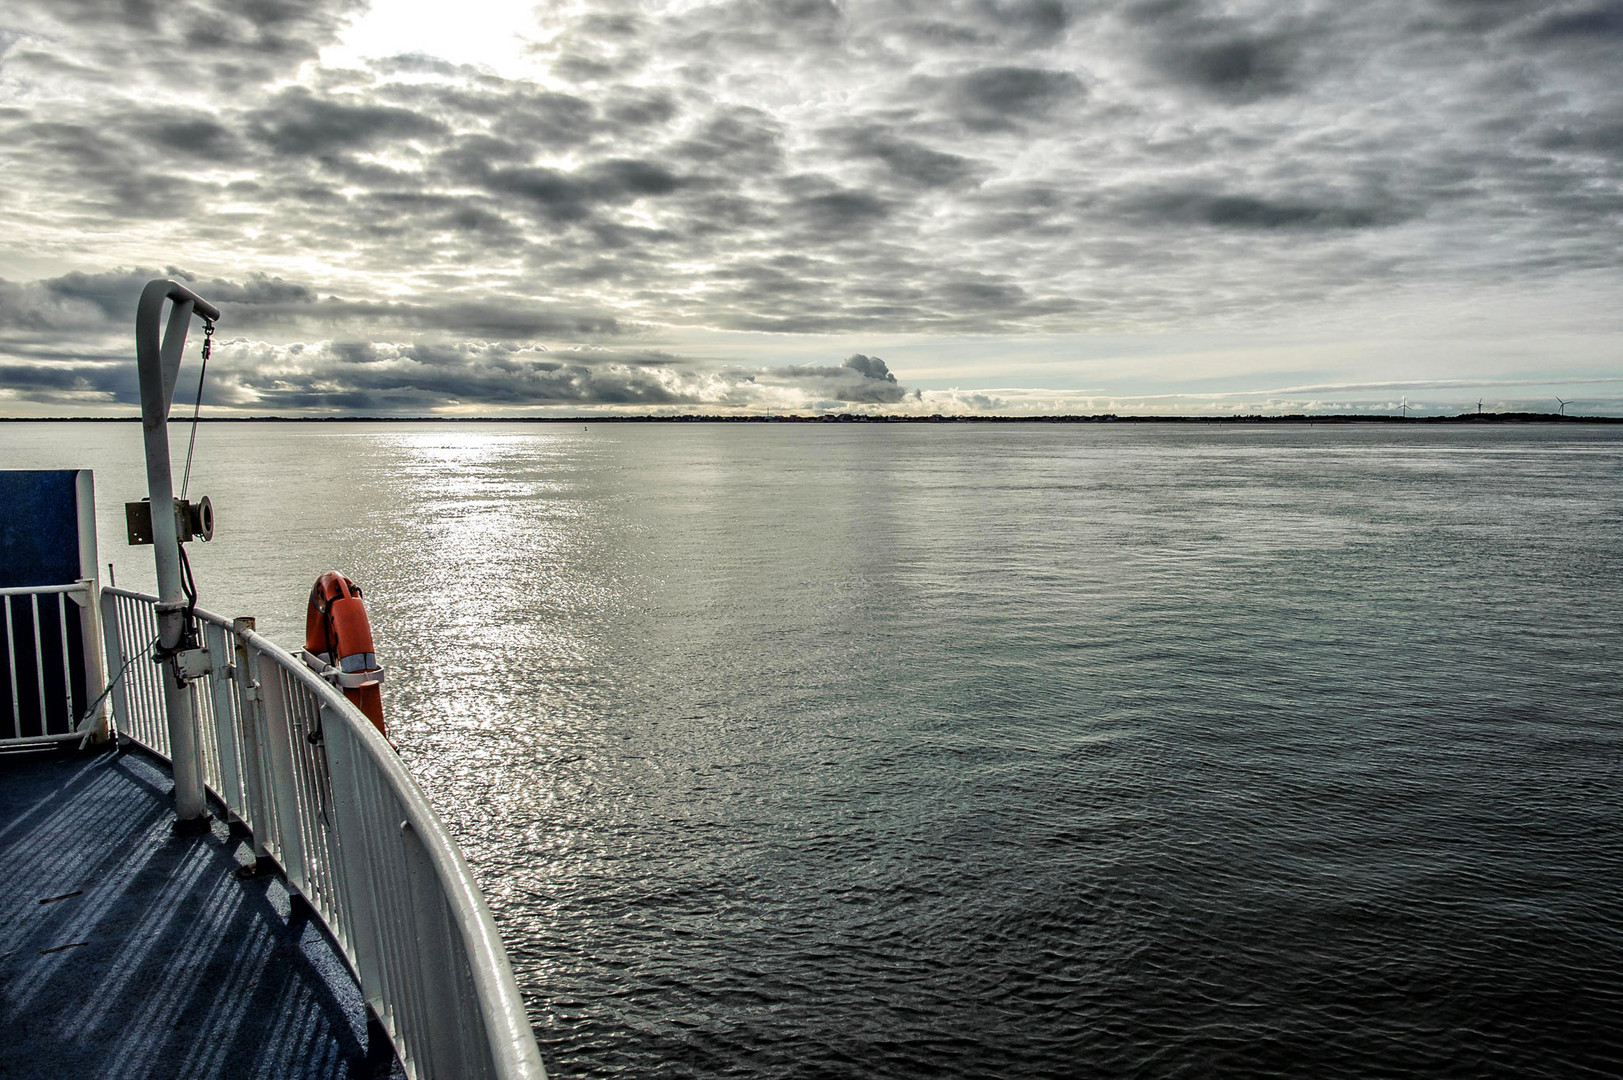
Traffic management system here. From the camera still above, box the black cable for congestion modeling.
[178,542,199,646]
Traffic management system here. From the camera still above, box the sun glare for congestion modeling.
[323,0,540,74]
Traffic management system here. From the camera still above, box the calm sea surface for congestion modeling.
[6,421,1623,1078]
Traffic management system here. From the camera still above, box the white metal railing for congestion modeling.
[101,586,546,1080]
[1,580,108,748]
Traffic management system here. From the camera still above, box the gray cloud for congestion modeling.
[1151,34,1299,99]
[1119,1,1326,101]
[1531,3,1623,40]
[834,126,985,188]
[0,268,629,342]
[918,65,1087,131]
[792,189,893,234]
[1124,190,1411,231]
[2,0,364,87]
[247,87,447,156]
[0,264,921,412]
[453,157,689,225]
[772,354,910,404]
[841,353,897,382]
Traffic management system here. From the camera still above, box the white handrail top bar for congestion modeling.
[0,582,91,597]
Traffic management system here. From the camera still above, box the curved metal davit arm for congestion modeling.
[135,279,221,429]
[133,279,224,824]
[237,624,548,1080]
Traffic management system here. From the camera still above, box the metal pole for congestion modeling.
[75,471,109,743]
[134,278,221,826]
[232,618,273,865]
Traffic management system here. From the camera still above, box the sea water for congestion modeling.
[5,421,1622,1078]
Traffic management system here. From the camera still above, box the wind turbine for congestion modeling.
[1399,396,1411,419]
[1556,396,1569,417]
[1477,398,1483,416]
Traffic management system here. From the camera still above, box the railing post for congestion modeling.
[231,618,272,862]
[160,663,205,824]
[5,595,19,741]
[321,707,389,1021]
[402,817,467,1079]
[254,649,309,892]
[73,471,108,744]
[100,591,130,738]
[205,622,244,818]
[76,579,110,742]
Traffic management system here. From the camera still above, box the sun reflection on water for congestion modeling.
[352,427,642,917]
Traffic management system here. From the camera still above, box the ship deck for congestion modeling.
[0,744,402,1079]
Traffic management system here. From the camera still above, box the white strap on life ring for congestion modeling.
[300,649,387,688]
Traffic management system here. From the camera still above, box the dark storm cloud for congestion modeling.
[1151,34,1298,99]
[0,269,630,341]
[977,0,1075,43]
[955,66,1083,114]
[1531,3,1623,39]
[0,260,926,410]
[1420,0,1544,34]
[856,0,1077,49]
[840,354,897,383]
[0,361,139,409]
[670,108,786,172]
[246,87,447,155]
[137,114,243,161]
[1124,190,1412,231]
[233,342,915,411]
[478,159,686,223]
[0,362,113,392]
[0,273,922,411]
[0,268,317,330]
[834,126,984,188]
[926,66,1087,131]
[332,299,629,339]
[1538,119,1623,157]
[774,354,910,403]
[938,277,1035,309]
[1120,0,1316,100]
[2,0,364,87]
[237,343,691,410]
[486,92,599,149]
[603,87,680,128]
[791,190,892,234]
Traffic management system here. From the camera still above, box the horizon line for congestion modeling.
[2,412,1620,425]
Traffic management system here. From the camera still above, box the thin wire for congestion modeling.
[77,631,158,740]
[180,321,213,500]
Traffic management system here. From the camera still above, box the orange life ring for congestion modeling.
[305,571,386,735]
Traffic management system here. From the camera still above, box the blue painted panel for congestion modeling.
[0,470,82,589]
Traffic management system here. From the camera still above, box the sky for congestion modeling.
[0,0,1619,417]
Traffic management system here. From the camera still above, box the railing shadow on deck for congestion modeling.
[0,747,401,1079]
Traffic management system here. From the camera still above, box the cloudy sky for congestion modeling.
[1,0,1619,416]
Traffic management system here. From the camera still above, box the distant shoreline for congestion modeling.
[2,412,1619,425]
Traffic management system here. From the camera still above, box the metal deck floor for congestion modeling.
[0,745,402,1079]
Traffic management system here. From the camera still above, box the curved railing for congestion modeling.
[100,587,546,1080]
